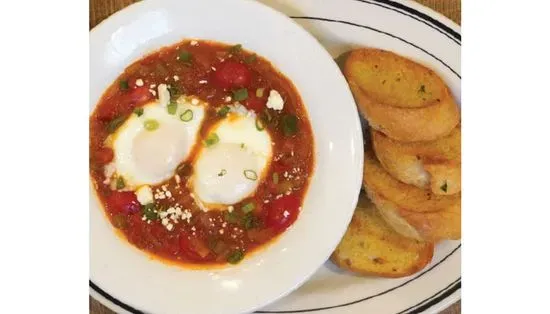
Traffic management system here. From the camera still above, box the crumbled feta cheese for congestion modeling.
[103,163,116,185]
[135,185,153,205]
[135,79,144,86]
[165,190,172,198]
[266,90,284,110]
[175,174,181,184]
[167,207,176,214]
[283,210,290,218]
[158,84,170,107]
[219,229,224,235]
[173,75,179,81]
[228,206,234,212]
[211,66,217,71]
[150,84,156,89]
[159,212,169,219]
[190,40,198,46]
[166,223,174,231]
[199,80,208,84]
[225,96,232,103]
[161,218,169,226]
[191,98,199,105]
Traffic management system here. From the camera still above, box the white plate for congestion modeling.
[90,0,363,314]
[90,0,461,313]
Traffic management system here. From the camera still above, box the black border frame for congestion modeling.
[90,1,462,313]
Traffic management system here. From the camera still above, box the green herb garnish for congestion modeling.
[119,80,129,90]
[204,133,219,146]
[228,44,242,54]
[255,117,265,131]
[440,181,448,193]
[178,51,192,63]
[245,54,257,64]
[217,105,230,117]
[180,109,193,122]
[281,114,298,136]
[106,116,126,134]
[224,211,240,224]
[167,102,178,115]
[241,202,255,214]
[134,107,144,117]
[218,169,227,177]
[232,88,248,101]
[243,212,260,230]
[243,169,258,181]
[144,119,159,131]
[142,203,158,221]
[226,249,245,264]
[116,176,125,190]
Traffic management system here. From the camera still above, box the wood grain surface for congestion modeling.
[89,1,461,313]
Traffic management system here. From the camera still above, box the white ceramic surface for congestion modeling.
[90,1,364,314]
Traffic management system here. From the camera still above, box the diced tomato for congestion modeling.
[179,232,211,261]
[128,86,153,104]
[245,93,265,112]
[95,147,114,164]
[212,61,251,89]
[265,194,301,231]
[107,191,141,215]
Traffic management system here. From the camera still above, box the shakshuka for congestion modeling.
[89,40,315,266]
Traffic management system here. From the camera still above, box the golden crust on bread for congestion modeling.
[363,148,460,213]
[367,189,461,242]
[345,48,460,142]
[372,126,461,195]
[331,193,434,277]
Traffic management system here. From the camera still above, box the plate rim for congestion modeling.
[89,0,461,313]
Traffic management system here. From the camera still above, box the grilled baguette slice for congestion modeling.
[345,48,459,142]
[371,126,461,195]
[363,150,461,242]
[331,192,434,277]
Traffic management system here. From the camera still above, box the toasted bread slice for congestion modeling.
[331,192,434,277]
[363,147,460,213]
[372,126,461,195]
[345,48,459,142]
[363,150,461,241]
[367,189,461,242]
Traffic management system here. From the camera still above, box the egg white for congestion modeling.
[106,96,206,189]
[191,106,273,208]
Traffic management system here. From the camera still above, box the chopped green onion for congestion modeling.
[245,54,257,64]
[168,84,181,100]
[256,88,265,98]
[142,203,158,221]
[241,202,255,214]
[255,117,265,131]
[228,44,242,54]
[106,116,126,134]
[232,88,248,101]
[243,169,258,181]
[180,109,193,122]
[116,176,125,190]
[134,107,144,117]
[281,114,298,136]
[218,169,227,177]
[224,211,239,224]
[226,249,245,264]
[217,105,230,117]
[119,80,129,90]
[240,143,245,149]
[178,51,192,63]
[243,213,260,230]
[272,172,279,184]
[204,133,219,146]
[167,102,178,115]
[144,119,159,131]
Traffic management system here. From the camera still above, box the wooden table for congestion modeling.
[89,1,461,313]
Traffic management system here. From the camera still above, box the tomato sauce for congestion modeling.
[90,40,314,266]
